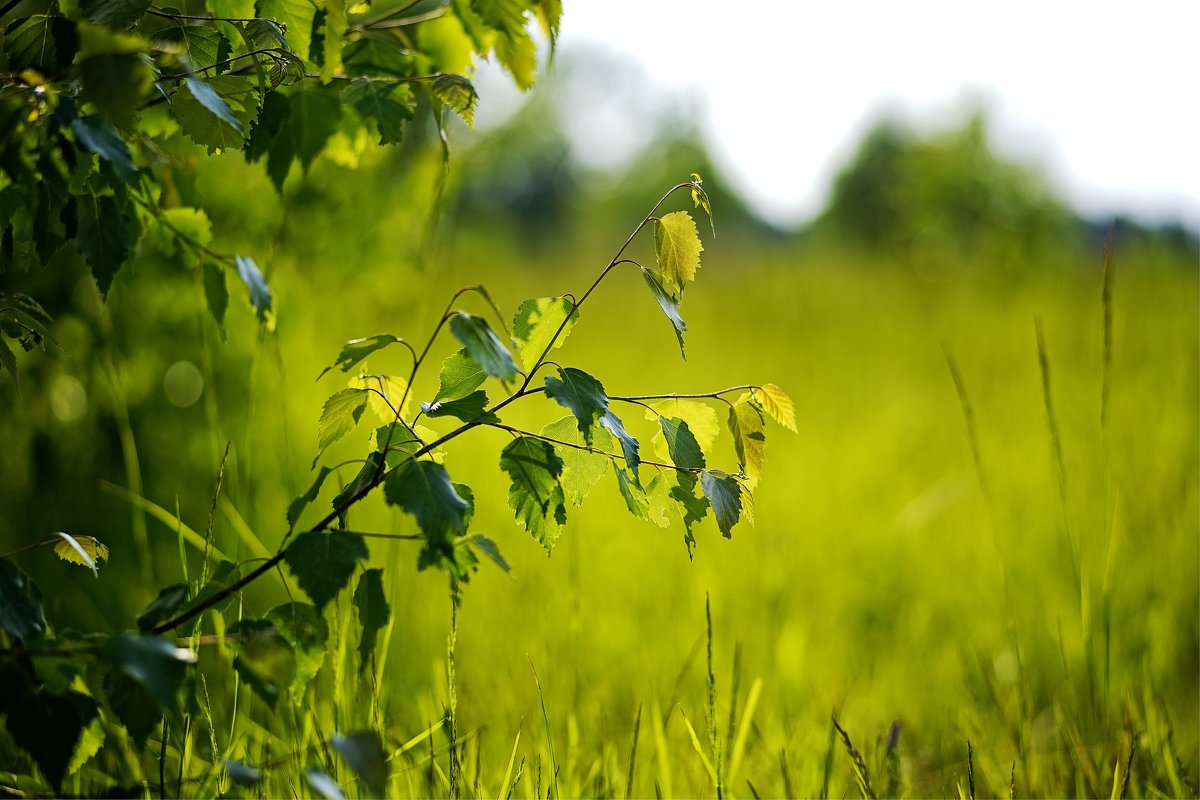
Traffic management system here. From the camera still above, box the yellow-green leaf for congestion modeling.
[52,533,110,575]
[654,211,703,300]
[753,383,796,432]
[728,393,766,489]
[690,173,715,236]
[645,399,720,463]
[349,373,410,421]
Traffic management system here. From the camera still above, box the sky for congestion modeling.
[479,1,1200,230]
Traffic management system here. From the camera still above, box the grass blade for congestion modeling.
[625,704,642,800]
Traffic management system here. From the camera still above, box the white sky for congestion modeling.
[480,1,1200,229]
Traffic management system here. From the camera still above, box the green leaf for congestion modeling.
[203,260,229,334]
[306,767,347,800]
[332,731,388,796]
[512,296,578,371]
[543,366,606,443]
[670,471,708,557]
[247,89,290,164]
[316,389,370,464]
[104,634,196,717]
[613,464,650,522]
[172,75,259,151]
[266,602,328,690]
[320,334,407,379]
[155,22,229,71]
[499,436,567,552]
[103,667,160,747]
[283,531,368,612]
[433,348,487,403]
[640,267,687,359]
[372,424,428,467]
[289,465,332,530]
[80,0,151,28]
[599,410,640,478]
[728,393,766,489]
[227,617,295,706]
[420,390,498,424]
[472,0,536,89]
[654,211,703,300]
[210,0,255,18]
[642,473,675,528]
[135,583,189,633]
[5,15,78,73]
[540,416,611,507]
[289,88,342,171]
[77,193,134,297]
[353,569,389,671]
[658,417,705,470]
[70,114,138,183]
[700,470,741,538]
[754,383,797,432]
[321,0,347,80]
[468,534,511,573]
[449,312,518,382]
[342,79,413,146]
[384,460,470,569]
[0,558,47,643]
[426,73,477,126]
[645,399,720,463]
[330,449,386,514]
[257,0,316,59]
[2,689,98,790]
[52,532,110,575]
[690,173,715,236]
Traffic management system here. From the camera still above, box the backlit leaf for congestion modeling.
[613,464,649,522]
[433,348,487,402]
[427,73,477,126]
[690,173,715,236]
[472,0,536,89]
[52,533,110,575]
[283,531,368,611]
[185,77,244,134]
[342,79,413,146]
[540,416,611,507]
[172,75,259,151]
[653,211,702,299]
[257,0,316,59]
[155,22,228,71]
[728,393,766,489]
[449,312,518,382]
[754,383,797,432]
[645,399,719,463]
[348,373,410,421]
[320,334,408,379]
[421,390,498,424]
[315,388,370,464]
[641,267,687,358]
[512,296,578,371]
[499,436,567,552]
[353,569,389,671]
[700,470,741,538]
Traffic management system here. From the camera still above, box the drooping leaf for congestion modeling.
[499,436,567,552]
[227,617,295,707]
[266,601,328,690]
[690,173,715,236]
[332,731,388,796]
[172,75,259,151]
[353,569,389,671]
[700,470,741,538]
[288,88,341,171]
[70,114,137,183]
[348,373,410,421]
[330,449,386,513]
[433,348,487,403]
[449,312,518,382]
[2,688,98,790]
[472,0,536,89]
[728,393,766,489]
[52,532,110,575]
[654,211,703,299]
[640,267,687,358]
[0,558,47,643]
[135,583,190,633]
[342,80,413,146]
[184,77,244,134]
[468,534,511,573]
[599,410,640,479]
[104,634,196,717]
[426,73,477,126]
[539,416,611,507]
[384,460,470,569]
[753,383,797,432]
[283,531,368,611]
[225,760,264,787]
[670,471,708,557]
[420,390,498,424]
[645,399,720,463]
[77,193,134,297]
[740,482,755,528]
[315,388,370,464]
[319,334,407,379]
[544,367,607,444]
[657,417,706,470]
[306,767,347,800]
[512,296,578,371]
[203,261,229,333]
[613,464,650,522]
[257,0,316,58]
[235,255,273,322]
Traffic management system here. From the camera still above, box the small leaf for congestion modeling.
[225,760,263,787]
[654,211,703,300]
[315,389,370,465]
[227,618,295,707]
[690,173,715,236]
[613,464,650,521]
[421,390,498,424]
[499,436,567,552]
[70,114,137,183]
[52,533,110,576]
[332,731,388,796]
[172,75,258,151]
[104,634,196,717]
[512,296,578,371]
[136,583,190,633]
[671,471,708,557]
[468,534,511,573]
[427,73,477,125]
[658,417,706,470]
[283,531,369,612]
[433,348,487,403]
[77,193,135,298]
[640,267,687,358]
[754,383,797,432]
[203,261,229,333]
[539,416,611,507]
[449,312,518,382]
[235,255,272,322]
[353,569,389,671]
[341,80,413,145]
[257,0,316,58]
[306,767,347,800]
[728,394,766,489]
[330,450,386,513]
[184,76,244,134]
[700,470,741,538]
[0,558,47,643]
[319,334,407,379]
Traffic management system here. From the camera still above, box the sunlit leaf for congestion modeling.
[690,173,715,236]
[257,0,316,59]
[646,399,719,462]
[289,88,342,171]
[172,75,259,152]
[654,210,703,300]
[499,436,567,552]
[540,416,612,507]
[754,383,797,432]
[433,348,487,403]
[185,77,244,134]
[641,267,687,358]
[315,388,370,465]
[700,470,741,538]
[348,373,410,421]
[426,73,477,125]
[52,533,109,576]
[512,296,578,371]
[449,312,518,382]
[613,464,649,522]
[728,393,766,489]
